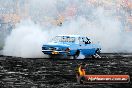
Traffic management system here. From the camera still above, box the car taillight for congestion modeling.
[65,48,70,52]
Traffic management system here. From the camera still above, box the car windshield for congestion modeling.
[52,36,75,43]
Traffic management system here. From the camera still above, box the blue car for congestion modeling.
[42,35,101,59]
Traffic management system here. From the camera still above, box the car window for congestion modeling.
[85,37,91,44]
[79,37,85,44]
[61,37,75,42]
[79,37,91,44]
[53,36,75,43]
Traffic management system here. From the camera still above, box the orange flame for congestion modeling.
[78,65,86,76]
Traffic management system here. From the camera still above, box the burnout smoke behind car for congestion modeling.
[2,0,132,58]
[3,20,49,58]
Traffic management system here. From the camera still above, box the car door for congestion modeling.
[79,37,96,56]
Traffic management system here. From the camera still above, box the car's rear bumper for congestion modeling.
[42,50,69,55]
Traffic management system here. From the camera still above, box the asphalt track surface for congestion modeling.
[0,53,132,88]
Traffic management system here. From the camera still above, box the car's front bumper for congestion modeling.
[42,50,69,55]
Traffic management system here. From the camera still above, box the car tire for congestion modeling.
[73,50,80,59]
[92,49,101,59]
[96,48,101,55]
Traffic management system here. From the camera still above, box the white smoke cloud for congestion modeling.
[2,0,132,58]
[3,20,49,58]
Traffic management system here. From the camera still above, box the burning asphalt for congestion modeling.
[0,53,132,88]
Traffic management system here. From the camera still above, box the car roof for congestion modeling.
[57,35,84,37]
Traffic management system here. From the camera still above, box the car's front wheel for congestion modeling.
[92,49,101,59]
[96,48,101,55]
